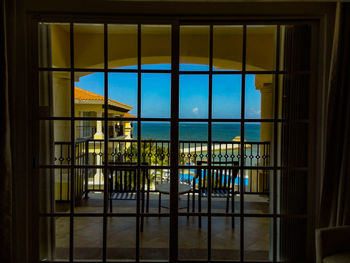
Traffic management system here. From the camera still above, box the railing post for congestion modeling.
[85,139,89,199]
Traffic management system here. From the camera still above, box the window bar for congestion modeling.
[240,24,247,263]
[84,139,89,197]
[201,143,203,163]
[60,145,63,200]
[273,25,281,263]
[207,24,214,261]
[38,66,287,75]
[69,22,75,263]
[136,23,142,263]
[103,23,108,263]
[155,141,158,165]
[170,22,180,263]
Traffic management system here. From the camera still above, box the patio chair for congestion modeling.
[108,162,150,231]
[195,160,239,228]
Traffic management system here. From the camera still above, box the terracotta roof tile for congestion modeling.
[75,87,104,101]
[123,112,136,118]
[75,87,133,110]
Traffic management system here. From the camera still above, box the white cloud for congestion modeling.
[192,107,199,114]
[246,108,261,118]
[251,109,261,115]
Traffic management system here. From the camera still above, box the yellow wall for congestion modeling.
[51,24,276,72]
[51,24,278,199]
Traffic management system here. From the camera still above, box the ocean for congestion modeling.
[132,122,262,183]
[132,122,260,142]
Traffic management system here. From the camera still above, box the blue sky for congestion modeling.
[75,64,261,118]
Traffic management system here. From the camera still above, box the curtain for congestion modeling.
[0,0,14,262]
[38,24,56,260]
[319,2,350,228]
[279,25,311,261]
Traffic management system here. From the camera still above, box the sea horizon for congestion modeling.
[132,122,261,142]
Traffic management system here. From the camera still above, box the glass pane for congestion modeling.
[39,120,71,166]
[107,166,138,214]
[39,216,70,261]
[74,121,105,169]
[204,168,241,215]
[154,170,171,215]
[141,121,170,165]
[179,122,208,166]
[141,25,171,70]
[212,122,241,164]
[74,24,104,69]
[141,73,171,118]
[213,25,243,71]
[39,168,70,213]
[246,25,277,71]
[179,216,207,260]
[180,26,209,71]
[52,167,72,208]
[38,23,70,68]
[108,24,138,69]
[107,217,136,260]
[108,72,138,118]
[39,71,72,117]
[212,217,240,260]
[244,217,271,261]
[245,74,263,119]
[140,217,169,260]
[105,119,135,140]
[212,75,241,119]
[141,121,170,140]
[245,74,283,121]
[74,217,103,260]
[244,122,271,168]
[74,72,105,118]
[141,122,170,214]
[74,168,104,214]
[177,168,193,214]
[109,138,138,165]
[212,122,241,142]
[179,75,209,119]
[244,169,272,214]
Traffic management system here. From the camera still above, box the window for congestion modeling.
[37,20,313,262]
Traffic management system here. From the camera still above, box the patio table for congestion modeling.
[155,183,191,212]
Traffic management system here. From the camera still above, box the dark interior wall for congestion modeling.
[10,1,335,263]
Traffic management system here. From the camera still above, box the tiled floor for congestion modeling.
[52,193,271,261]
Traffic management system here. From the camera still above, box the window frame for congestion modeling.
[29,13,321,263]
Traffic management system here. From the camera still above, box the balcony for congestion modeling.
[53,139,270,199]
[47,139,271,260]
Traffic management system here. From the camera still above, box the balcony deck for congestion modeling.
[54,194,270,261]
[49,139,272,261]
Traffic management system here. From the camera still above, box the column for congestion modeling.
[254,76,274,193]
[94,111,104,186]
[52,72,71,201]
[94,111,104,140]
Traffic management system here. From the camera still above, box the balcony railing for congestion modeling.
[75,125,125,140]
[75,126,96,139]
[53,139,270,201]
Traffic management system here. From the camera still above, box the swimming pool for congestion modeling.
[178,169,249,186]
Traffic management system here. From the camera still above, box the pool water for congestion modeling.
[179,169,249,186]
